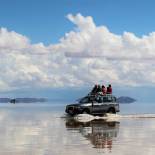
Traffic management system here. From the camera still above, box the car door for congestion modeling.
[99,96,112,112]
[91,96,103,114]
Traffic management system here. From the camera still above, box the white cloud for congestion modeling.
[0,28,29,50]
[67,13,96,31]
[1,13,155,91]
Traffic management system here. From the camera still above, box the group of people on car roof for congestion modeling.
[90,84,112,95]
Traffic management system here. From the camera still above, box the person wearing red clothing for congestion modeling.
[107,84,112,94]
[102,85,106,95]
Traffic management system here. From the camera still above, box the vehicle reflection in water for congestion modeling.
[66,118,120,151]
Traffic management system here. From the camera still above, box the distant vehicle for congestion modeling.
[10,99,16,104]
[65,94,119,116]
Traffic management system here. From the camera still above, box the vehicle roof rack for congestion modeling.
[88,93,113,97]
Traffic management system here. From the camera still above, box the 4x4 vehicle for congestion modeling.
[65,94,119,116]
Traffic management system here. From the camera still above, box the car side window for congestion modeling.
[102,96,113,102]
[102,97,107,102]
[112,97,116,102]
[94,96,102,103]
[89,96,95,102]
[98,96,103,103]
[107,96,112,102]
[80,97,89,103]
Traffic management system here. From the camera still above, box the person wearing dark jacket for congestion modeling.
[97,85,102,93]
[91,84,98,94]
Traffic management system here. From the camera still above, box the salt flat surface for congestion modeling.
[74,113,155,122]
[0,102,155,155]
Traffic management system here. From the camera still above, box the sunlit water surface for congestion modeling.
[0,102,155,155]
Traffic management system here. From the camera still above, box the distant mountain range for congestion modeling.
[0,98,47,103]
[117,96,136,103]
[0,96,136,103]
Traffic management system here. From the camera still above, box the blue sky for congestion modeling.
[1,0,155,99]
[1,0,155,45]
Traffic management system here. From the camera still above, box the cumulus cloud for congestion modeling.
[1,13,155,91]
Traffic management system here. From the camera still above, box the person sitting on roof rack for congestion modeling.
[96,85,103,95]
[106,84,112,94]
[102,85,106,95]
[90,84,98,95]
[97,85,102,92]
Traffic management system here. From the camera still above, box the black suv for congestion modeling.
[65,94,119,116]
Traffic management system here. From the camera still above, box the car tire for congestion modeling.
[107,107,116,114]
[82,109,90,114]
[68,108,75,116]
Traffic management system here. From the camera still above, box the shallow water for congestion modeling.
[0,102,155,155]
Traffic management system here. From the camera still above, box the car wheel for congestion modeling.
[68,108,75,116]
[108,107,116,114]
[82,109,90,114]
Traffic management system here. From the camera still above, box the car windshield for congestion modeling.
[79,97,89,103]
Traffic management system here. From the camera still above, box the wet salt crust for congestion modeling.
[0,102,155,155]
